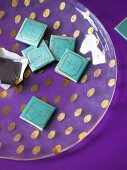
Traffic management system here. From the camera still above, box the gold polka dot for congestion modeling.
[65,127,73,135]
[12,0,18,7]
[0,90,7,99]
[87,88,95,97]
[43,9,50,18]
[62,34,67,37]
[31,130,40,139]
[73,30,80,38]
[62,78,70,87]
[71,15,77,22]
[54,96,61,104]
[29,12,36,20]
[38,69,44,74]
[0,142,2,148]
[16,84,23,93]
[32,146,41,155]
[39,0,45,3]
[12,43,19,52]
[96,39,100,45]
[48,130,56,139]
[8,122,16,131]
[70,93,78,102]
[80,74,87,84]
[44,78,53,86]
[84,114,92,123]
[109,60,116,68]
[53,145,62,154]
[24,69,31,78]
[94,69,101,78]
[45,39,49,45]
[31,84,39,93]
[14,15,21,24]
[53,21,61,30]
[13,133,22,142]
[108,79,116,87]
[16,145,24,154]
[10,29,17,38]
[20,104,26,112]
[74,108,83,117]
[88,27,94,35]
[59,2,66,10]
[0,10,5,18]
[57,112,65,121]
[79,132,87,140]
[83,11,90,19]
[41,96,48,102]
[101,99,109,109]
[24,0,30,6]
[2,106,10,115]
[0,27,3,35]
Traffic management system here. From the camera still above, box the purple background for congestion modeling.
[0,0,126,169]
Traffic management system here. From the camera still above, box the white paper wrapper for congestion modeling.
[0,48,28,90]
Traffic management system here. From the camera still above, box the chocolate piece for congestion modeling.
[20,96,56,131]
[55,49,89,82]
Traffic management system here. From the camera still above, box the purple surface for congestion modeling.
[0,0,126,169]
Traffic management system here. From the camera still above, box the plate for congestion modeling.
[0,0,117,160]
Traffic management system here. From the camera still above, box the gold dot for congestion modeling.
[13,133,22,142]
[88,27,94,35]
[45,40,49,45]
[57,112,65,121]
[0,10,5,18]
[101,99,109,109]
[24,69,31,78]
[31,84,39,93]
[71,15,77,22]
[24,0,30,6]
[84,114,92,123]
[96,39,100,45]
[41,96,48,103]
[48,130,56,139]
[12,0,18,7]
[53,21,61,30]
[83,11,90,19]
[29,12,36,20]
[20,104,26,112]
[65,127,73,135]
[109,60,116,68]
[2,106,10,115]
[73,30,80,38]
[16,84,23,93]
[108,79,116,87]
[43,9,50,18]
[31,130,40,140]
[54,96,61,104]
[12,43,19,52]
[14,15,21,24]
[0,142,2,148]
[16,145,24,154]
[79,132,87,140]
[10,29,17,38]
[37,69,44,74]
[32,146,41,155]
[62,78,70,87]
[0,90,7,98]
[39,0,45,3]
[94,69,101,78]
[70,93,78,102]
[53,145,62,154]
[80,74,87,84]
[44,78,53,86]
[59,2,66,10]
[0,27,3,36]
[74,108,83,117]
[8,122,16,131]
[62,34,67,37]
[87,88,95,97]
